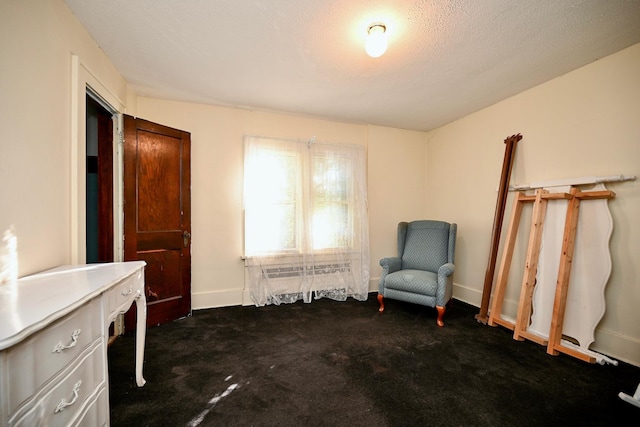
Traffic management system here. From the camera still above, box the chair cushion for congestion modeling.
[384,269,438,296]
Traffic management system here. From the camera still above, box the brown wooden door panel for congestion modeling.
[123,114,191,328]
[136,233,183,251]
[138,250,183,301]
[136,130,183,231]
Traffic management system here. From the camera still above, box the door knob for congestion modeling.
[183,230,191,247]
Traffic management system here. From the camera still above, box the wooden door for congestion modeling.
[123,114,191,328]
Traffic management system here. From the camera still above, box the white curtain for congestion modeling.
[243,135,370,306]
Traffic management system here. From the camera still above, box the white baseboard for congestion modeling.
[368,278,378,293]
[591,328,640,367]
[242,288,253,306]
[191,289,243,309]
[451,281,482,307]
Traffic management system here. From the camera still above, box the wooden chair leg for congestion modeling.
[436,305,446,327]
[377,294,385,313]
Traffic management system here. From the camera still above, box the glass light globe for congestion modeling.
[365,24,387,58]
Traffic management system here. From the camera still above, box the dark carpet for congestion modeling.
[108,295,640,426]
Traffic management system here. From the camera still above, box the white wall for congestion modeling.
[425,43,640,366]
[0,0,128,277]
[367,125,428,284]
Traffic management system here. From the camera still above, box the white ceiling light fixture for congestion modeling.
[365,23,387,58]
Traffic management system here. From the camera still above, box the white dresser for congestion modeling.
[0,261,147,427]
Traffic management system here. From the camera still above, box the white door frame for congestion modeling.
[71,55,125,264]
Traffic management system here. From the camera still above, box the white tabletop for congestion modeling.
[0,261,146,350]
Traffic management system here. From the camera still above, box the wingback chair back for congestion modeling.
[399,221,454,272]
[378,220,457,327]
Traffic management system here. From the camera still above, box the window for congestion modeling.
[244,137,363,256]
[243,135,370,306]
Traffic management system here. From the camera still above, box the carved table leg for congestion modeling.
[135,291,147,387]
[377,294,385,313]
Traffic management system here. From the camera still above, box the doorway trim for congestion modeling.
[71,55,126,264]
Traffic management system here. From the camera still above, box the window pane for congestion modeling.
[313,202,348,249]
[245,147,298,254]
[312,151,350,250]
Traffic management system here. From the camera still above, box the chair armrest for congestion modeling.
[380,257,402,273]
[437,263,455,306]
[379,257,402,294]
[438,263,455,277]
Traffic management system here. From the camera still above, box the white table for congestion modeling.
[0,261,147,426]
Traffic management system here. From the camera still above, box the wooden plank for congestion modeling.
[516,190,612,202]
[541,192,573,200]
[518,330,549,346]
[513,189,548,341]
[489,192,526,326]
[546,186,612,361]
[477,134,523,323]
[517,192,572,202]
[553,343,597,363]
[547,188,580,356]
[575,190,616,200]
[491,316,515,330]
[518,194,537,202]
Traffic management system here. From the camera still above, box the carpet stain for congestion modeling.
[186,380,239,427]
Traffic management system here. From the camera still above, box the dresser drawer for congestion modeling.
[10,340,106,427]
[105,269,144,321]
[4,297,103,415]
[74,384,108,427]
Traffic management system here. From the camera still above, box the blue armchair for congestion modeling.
[378,220,457,327]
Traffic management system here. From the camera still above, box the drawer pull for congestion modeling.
[54,380,82,413]
[52,329,82,353]
[121,287,133,296]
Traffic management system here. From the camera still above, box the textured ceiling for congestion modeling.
[64,0,640,132]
